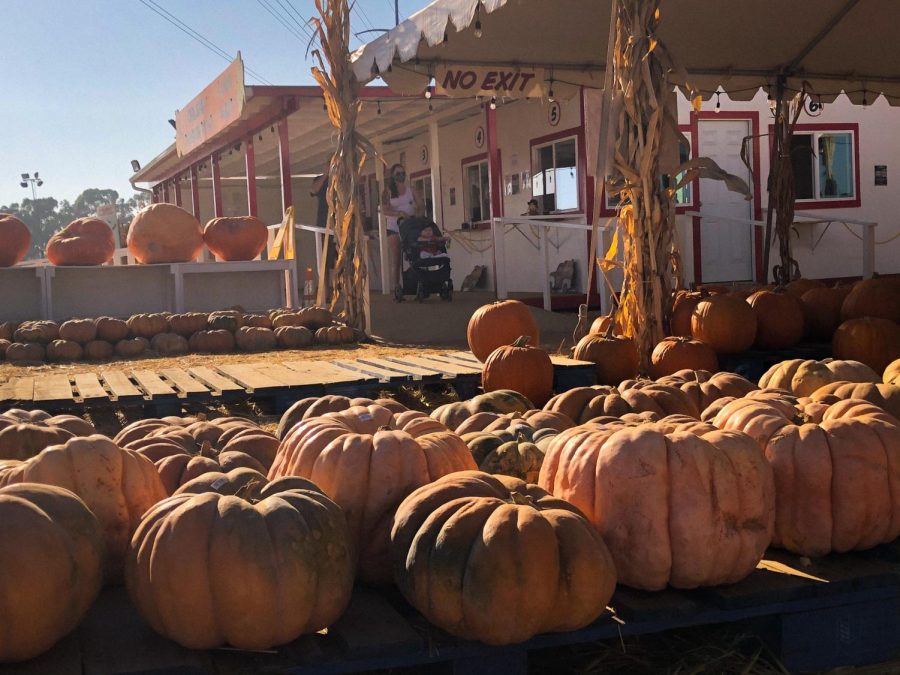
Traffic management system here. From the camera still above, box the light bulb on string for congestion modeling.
[489,96,497,110]
[377,100,382,115]
[474,18,482,38]
[714,91,721,113]
[425,85,432,99]
[548,79,555,103]
[862,89,868,107]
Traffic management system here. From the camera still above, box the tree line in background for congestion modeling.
[0,189,150,259]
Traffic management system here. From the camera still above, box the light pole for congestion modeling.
[19,172,44,199]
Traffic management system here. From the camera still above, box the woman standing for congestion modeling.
[381,163,423,300]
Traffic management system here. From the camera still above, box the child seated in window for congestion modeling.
[417,224,446,259]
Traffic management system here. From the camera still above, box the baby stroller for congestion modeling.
[395,216,453,302]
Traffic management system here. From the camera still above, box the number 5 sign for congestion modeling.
[548,101,561,126]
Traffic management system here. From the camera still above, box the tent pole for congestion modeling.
[576,0,618,342]
[761,77,784,285]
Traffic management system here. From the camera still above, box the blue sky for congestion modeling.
[0,0,413,207]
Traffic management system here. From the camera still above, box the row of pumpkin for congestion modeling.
[0,205,271,267]
[0,306,356,364]
[2,355,900,661]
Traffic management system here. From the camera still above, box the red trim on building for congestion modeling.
[409,168,431,180]
[190,165,201,219]
[766,122,862,210]
[690,110,763,284]
[278,117,293,212]
[211,153,223,218]
[245,137,258,217]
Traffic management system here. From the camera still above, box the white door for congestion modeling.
[698,119,753,282]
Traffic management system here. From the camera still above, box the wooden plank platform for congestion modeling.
[4,547,900,675]
[0,350,596,414]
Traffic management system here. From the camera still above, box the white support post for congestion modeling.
[314,232,324,275]
[493,218,507,299]
[428,121,442,229]
[374,139,390,295]
[540,225,551,311]
[862,223,875,278]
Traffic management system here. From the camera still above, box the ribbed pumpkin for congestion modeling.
[461,430,546,483]
[841,276,900,323]
[0,435,166,577]
[482,336,553,406]
[167,312,209,337]
[314,325,355,345]
[544,382,700,424]
[540,419,774,590]
[46,339,83,362]
[0,422,74,461]
[0,484,104,662]
[5,342,45,364]
[115,337,149,358]
[670,290,708,337]
[274,325,314,349]
[126,474,354,650]
[430,390,534,430]
[127,313,168,339]
[759,358,880,397]
[573,326,639,385]
[236,326,277,352]
[150,333,189,356]
[59,319,97,344]
[94,316,128,342]
[14,321,59,343]
[46,217,115,266]
[391,471,616,645]
[833,317,900,373]
[886,358,900,385]
[784,278,825,297]
[84,340,114,361]
[747,288,805,349]
[188,329,235,354]
[203,216,268,261]
[467,300,540,362]
[649,337,718,378]
[127,204,203,264]
[801,286,850,341]
[0,213,31,267]
[691,294,757,353]
[269,404,477,583]
[809,381,900,420]
[711,397,900,556]
[653,370,758,413]
[276,395,408,440]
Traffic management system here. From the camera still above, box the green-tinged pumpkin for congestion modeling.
[391,471,616,645]
[126,475,354,650]
[462,431,545,483]
[0,484,104,662]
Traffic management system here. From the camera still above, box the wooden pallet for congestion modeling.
[4,546,899,675]
[0,352,596,415]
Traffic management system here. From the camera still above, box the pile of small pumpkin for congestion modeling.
[0,305,356,365]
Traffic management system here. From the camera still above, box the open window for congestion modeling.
[532,136,579,213]
[784,124,860,208]
[463,158,491,225]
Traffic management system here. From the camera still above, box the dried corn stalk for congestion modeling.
[311,0,376,331]
[607,0,681,369]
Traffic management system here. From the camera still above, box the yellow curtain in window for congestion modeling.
[821,134,837,196]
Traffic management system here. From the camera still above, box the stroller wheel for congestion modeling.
[393,285,405,302]
[440,287,452,301]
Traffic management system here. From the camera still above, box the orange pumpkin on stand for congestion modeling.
[46,217,115,266]
[203,216,268,261]
[127,204,203,264]
[0,214,31,267]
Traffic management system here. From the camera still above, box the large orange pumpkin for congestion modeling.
[126,474,354,650]
[0,214,31,267]
[573,327,639,385]
[691,294,757,353]
[670,290,708,337]
[809,381,900,420]
[127,203,203,264]
[712,397,900,556]
[833,317,900,373]
[841,276,900,323]
[46,217,115,266]
[544,381,700,424]
[482,336,554,405]
[747,289,805,349]
[467,300,540,362]
[654,370,758,413]
[539,419,774,590]
[203,216,268,261]
[759,358,879,397]
[391,471,616,644]
[0,435,167,577]
[269,404,477,583]
[649,337,718,378]
[0,484,104,662]
[801,286,850,341]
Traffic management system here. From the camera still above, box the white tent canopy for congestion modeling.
[352,0,900,105]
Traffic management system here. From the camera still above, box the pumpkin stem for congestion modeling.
[604,322,615,339]
[509,491,535,507]
[234,478,263,503]
[512,335,531,347]
[199,440,216,459]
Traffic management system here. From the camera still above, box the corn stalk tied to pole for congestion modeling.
[310,0,377,332]
[607,0,681,370]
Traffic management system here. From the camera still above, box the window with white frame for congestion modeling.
[666,136,694,207]
[463,159,491,223]
[790,129,856,201]
[533,137,578,213]
[411,174,434,220]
